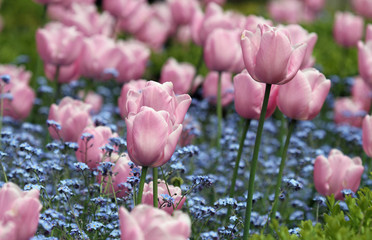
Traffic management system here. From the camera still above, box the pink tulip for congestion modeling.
[363,115,372,157]
[118,3,152,35]
[97,153,134,197]
[81,91,103,114]
[241,24,307,85]
[358,41,372,88]
[268,0,305,24]
[203,71,234,106]
[333,12,364,48]
[168,0,198,26]
[126,81,191,125]
[0,182,42,240]
[44,56,80,83]
[277,68,331,120]
[142,180,186,214]
[304,0,325,12]
[334,97,366,127]
[36,22,83,66]
[279,24,318,69]
[176,25,192,44]
[202,0,226,6]
[314,149,364,200]
[80,35,121,81]
[160,58,196,95]
[204,28,244,73]
[103,0,145,19]
[234,70,278,120]
[118,80,148,119]
[0,65,31,84]
[76,126,118,169]
[244,15,273,32]
[115,40,150,83]
[190,7,204,46]
[126,107,183,167]
[366,24,372,42]
[352,0,372,19]
[48,96,93,142]
[351,76,372,111]
[119,205,191,240]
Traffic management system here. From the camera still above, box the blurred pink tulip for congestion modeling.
[48,96,93,142]
[268,0,305,24]
[142,180,186,214]
[80,35,121,81]
[277,68,331,120]
[115,40,150,83]
[36,22,83,66]
[202,0,226,6]
[97,153,134,197]
[363,115,372,157]
[118,2,152,35]
[126,81,191,125]
[118,80,148,119]
[204,28,244,73]
[76,126,118,169]
[168,0,198,26]
[0,65,31,85]
[352,0,372,19]
[78,90,103,114]
[280,24,318,69]
[314,149,364,200]
[44,56,80,83]
[358,41,372,88]
[304,0,325,12]
[119,204,191,240]
[126,107,182,167]
[160,58,196,94]
[333,12,364,48]
[176,25,192,44]
[203,71,234,106]
[351,76,372,111]
[60,3,115,37]
[190,7,204,46]
[0,182,42,240]
[241,24,307,85]
[366,24,372,41]
[103,0,145,19]
[244,15,273,32]
[334,97,367,127]
[234,70,278,120]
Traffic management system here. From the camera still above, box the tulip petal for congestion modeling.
[313,155,331,196]
[119,207,145,240]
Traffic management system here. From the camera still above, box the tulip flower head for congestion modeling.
[362,115,372,157]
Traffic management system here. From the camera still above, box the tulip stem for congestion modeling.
[153,167,158,208]
[136,166,148,205]
[270,118,296,221]
[225,118,251,222]
[216,71,222,151]
[242,83,271,239]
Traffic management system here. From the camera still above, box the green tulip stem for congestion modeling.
[243,83,272,239]
[226,118,251,222]
[153,167,158,208]
[136,166,148,205]
[270,118,296,221]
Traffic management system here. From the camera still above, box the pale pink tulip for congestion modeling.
[352,0,372,19]
[115,40,150,83]
[119,205,191,240]
[80,35,121,81]
[358,41,372,88]
[304,0,325,12]
[97,153,134,197]
[334,97,367,127]
[279,24,318,69]
[0,65,31,85]
[76,126,118,169]
[36,22,83,66]
[126,107,182,167]
[333,12,364,48]
[203,71,234,106]
[366,24,372,41]
[314,149,364,200]
[126,81,191,125]
[142,180,186,214]
[351,76,372,111]
[48,96,93,142]
[190,7,204,46]
[168,0,198,26]
[234,70,278,120]
[44,56,80,83]
[81,91,103,114]
[160,58,196,95]
[268,0,305,24]
[118,80,148,119]
[0,182,42,240]
[241,24,307,85]
[244,15,273,32]
[277,68,331,120]
[204,28,244,73]
[118,3,152,35]
[362,115,372,157]
[103,0,145,19]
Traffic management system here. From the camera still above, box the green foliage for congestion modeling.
[252,187,372,239]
